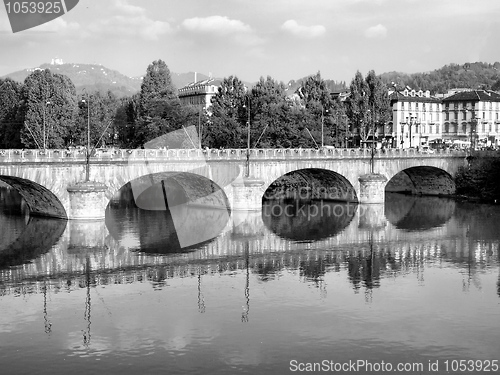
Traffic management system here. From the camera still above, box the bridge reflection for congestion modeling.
[1,195,499,299]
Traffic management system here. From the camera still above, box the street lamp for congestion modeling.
[321,107,329,148]
[243,96,251,177]
[344,116,349,148]
[406,116,419,148]
[81,95,91,182]
[43,101,51,150]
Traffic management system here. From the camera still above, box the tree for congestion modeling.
[296,72,335,147]
[132,59,186,147]
[113,94,138,148]
[76,90,121,148]
[365,70,391,141]
[249,76,296,147]
[346,70,389,147]
[18,69,78,149]
[346,71,370,145]
[0,78,23,148]
[139,59,178,118]
[206,76,247,148]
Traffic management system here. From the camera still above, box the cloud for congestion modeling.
[31,18,81,33]
[113,0,145,15]
[182,16,263,45]
[87,1,172,40]
[182,16,251,35]
[281,20,326,38]
[364,24,387,38]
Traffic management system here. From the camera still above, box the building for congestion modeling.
[441,90,500,148]
[178,77,221,110]
[389,87,443,148]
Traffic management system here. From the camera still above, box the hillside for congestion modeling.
[1,63,214,98]
[379,62,500,94]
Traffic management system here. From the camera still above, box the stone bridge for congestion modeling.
[0,148,468,219]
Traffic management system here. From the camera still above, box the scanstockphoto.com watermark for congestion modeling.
[289,359,499,373]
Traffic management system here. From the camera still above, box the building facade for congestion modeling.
[178,78,221,110]
[388,88,443,149]
[441,90,500,148]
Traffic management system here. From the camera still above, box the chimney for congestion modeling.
[194,72,197,83]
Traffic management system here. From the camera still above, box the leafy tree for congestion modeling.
[131,59,187,147]
[18,69,78,149]
[365,70,391,138]
[346,70,390,146]
[76,90,121,148]
[330,98,349,147]
[206,75,247,148]
[296,72,335,147]
[139,59,178,118]
[346,71,370,145]
[249,76,296,147]
[0,78,23,148]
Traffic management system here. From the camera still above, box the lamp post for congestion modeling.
[243,96,251,177]
[198,105,202,149]
[342,115,348,148]
[42,101,51,150]
[406,116,419,148]
[81,95,91,182]
[321,107,329,148]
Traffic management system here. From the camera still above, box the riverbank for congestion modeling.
[455,154,500,203]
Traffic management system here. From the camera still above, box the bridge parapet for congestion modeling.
[0,147,467,163]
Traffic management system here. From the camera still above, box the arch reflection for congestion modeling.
[384,193,455,231]
[0,216,67,268]
[106,183,230,254]
[262,200,357,242]
[1,185,67,268]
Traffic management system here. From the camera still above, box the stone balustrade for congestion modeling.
[0,147,470,163]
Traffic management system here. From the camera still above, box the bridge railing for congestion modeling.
[0,147,469,162]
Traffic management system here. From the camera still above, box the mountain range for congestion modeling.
[3,61,500,98]
[1,62,216,98]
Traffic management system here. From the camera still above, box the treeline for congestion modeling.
[380,62,500,94]
[0,59,391,149]
[455,155,500,201]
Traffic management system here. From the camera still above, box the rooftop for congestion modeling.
[441,90,500,102]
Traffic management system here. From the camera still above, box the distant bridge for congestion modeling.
[0,148,468,219]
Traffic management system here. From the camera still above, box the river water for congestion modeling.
[0,185,499,375]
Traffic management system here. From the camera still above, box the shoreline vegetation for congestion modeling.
[455,154,500,203]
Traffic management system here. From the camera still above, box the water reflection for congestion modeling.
[1,186,500,374]
[0,215,67,268]
[106,183,230,253]
[385,194,455,230]
[262,200,357,242]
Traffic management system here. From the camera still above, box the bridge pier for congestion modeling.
[358,174,387,204]
[231,177,265,211]
[67,181,108,220]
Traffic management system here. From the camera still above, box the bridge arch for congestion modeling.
[0,176,67,219]
[262,168,358,202]
[385,166,456,196]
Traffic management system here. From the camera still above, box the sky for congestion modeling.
[1,0,500,84]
